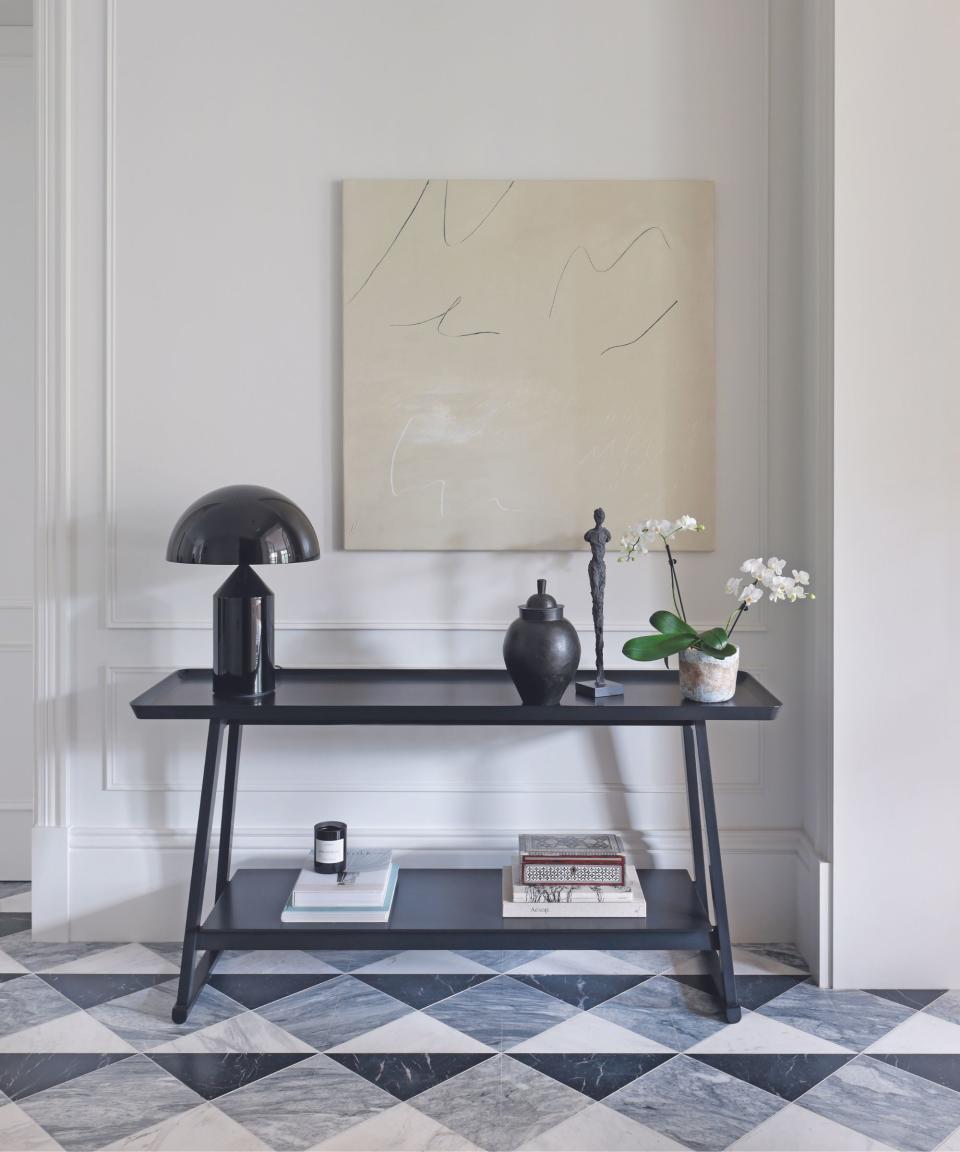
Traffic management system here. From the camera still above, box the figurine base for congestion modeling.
[575,679,624,699]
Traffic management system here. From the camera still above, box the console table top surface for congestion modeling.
[130,668,781,724]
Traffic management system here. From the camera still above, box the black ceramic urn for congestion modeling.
[503,580,582,705]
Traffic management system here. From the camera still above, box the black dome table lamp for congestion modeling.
[166,485,320,698]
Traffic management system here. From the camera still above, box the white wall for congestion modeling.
[36,0,825,949]
[0,25,33,878]
[833,0,960,986]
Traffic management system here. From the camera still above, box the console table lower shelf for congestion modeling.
[129,669,783,1028]
[175,865,732,1023]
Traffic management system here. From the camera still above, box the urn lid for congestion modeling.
[519,579,565,622]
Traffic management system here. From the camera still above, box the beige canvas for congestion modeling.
[343,179,715,551]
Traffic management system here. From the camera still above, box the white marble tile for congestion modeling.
[508,1009,672,1054]
[40,944,179,976]
[103,1102,269,1151]
[0,893,32,915]
[328,1010,493,1053]
[311,1101,481,1150]
[0,952,27,976]
[0,1009,134,1054]
[865,1009,960,1054]
[509,950,653,976]
[351,951,496,975]
[150,1009,315,1054]
[520,1100,686,1150]
[0,1101,62,1151]
[687,1009,852,1055]
[212,950,341,976]
[729,1102,895,1150]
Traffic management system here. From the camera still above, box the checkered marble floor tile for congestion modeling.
[3,893,960,1150]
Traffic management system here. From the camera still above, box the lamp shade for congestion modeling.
[166,485,320,566]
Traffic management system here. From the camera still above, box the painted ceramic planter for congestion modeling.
[678,646,740,703]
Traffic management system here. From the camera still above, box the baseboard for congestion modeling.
[796,831,831,985]
[0,808,31,880]
[62,825,809,944]
[31,826,69,941]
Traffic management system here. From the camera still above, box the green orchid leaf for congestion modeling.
[696,642,738,659]
[650,610,697,638]
[622,633,695,663]
[697,627,729,652]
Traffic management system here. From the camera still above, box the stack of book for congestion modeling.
[281,848,398,923]
[502,833,646,918]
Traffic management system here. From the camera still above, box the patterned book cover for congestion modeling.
[520,857,626,886]
[511,861,638,903]
[518,832,624,857]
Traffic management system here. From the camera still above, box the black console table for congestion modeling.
[130,668,781,1024]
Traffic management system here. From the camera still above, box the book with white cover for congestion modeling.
[282,864,399,923]
[510,858,641,904]
[291,849,393,908]
[501,867,645,918]
[518,833,624,857]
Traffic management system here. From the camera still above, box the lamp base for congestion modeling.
[213,565,275,698]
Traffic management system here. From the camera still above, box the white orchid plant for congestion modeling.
[619,517,814,664]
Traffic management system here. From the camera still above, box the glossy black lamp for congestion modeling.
[166,485,320,698]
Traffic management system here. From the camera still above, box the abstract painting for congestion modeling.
[343,179,714,550]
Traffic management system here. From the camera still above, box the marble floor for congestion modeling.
[2,884,960,1150]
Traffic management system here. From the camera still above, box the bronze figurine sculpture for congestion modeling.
[576,508,624,699]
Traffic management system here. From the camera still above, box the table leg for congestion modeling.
[694,720,741,1024]
[216,723,242,898]
[682,725,707,912]
[172,719,224,1024]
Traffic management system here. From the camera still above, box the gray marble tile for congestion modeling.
[452,951,552,973]
[603,950,701,975]
[304,949,403,972]
[258,974,411,1051]
[0,932,115,974]
[212,949,338,975]
[604,1053,783,1151]
[799,1054,960,1151]
[143,942,182,968]
[413,1052,590,1151]
[424,976,579,1050]
[88,978,244,1050]
[17,1053,202,1151]
[590,975,727,1051]
[0,884,31,900]
[736,943,809,972]
[216,1052,394,1149]
[0,975,76,1040]
[758,981,914,1050]
[924,989,960,1026]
